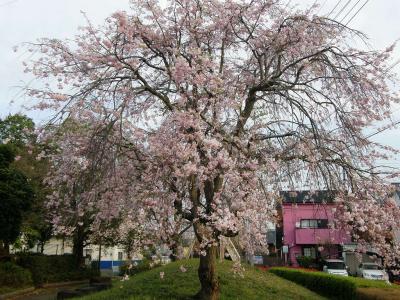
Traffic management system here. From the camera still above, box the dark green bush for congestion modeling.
[119,261,134,276]
[16,254,98,286]
[269,267,357,300]
[296,256,316,268]
[0,262,32,287]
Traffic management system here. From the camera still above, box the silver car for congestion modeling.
[357,262,389,281]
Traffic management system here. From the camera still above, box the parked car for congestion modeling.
[321,259,349,276]
[250,255,264,265]
[357,262,389,281]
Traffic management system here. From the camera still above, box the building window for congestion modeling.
[266,230,276,245]
[303,247,316,258]
[300,219,328,229]
[118,251,123,260]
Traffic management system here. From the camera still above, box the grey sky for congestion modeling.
[1,0,400,166]
[0,0,131,122]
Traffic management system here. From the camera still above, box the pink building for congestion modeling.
[280,191,351,266]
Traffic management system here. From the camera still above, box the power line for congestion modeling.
[385,59,400,73]
[367,120,400,138]
[326,0,343,18]
[322,0,393,140]
[333,0,353,20]
[345,0,370,26]
[339,0,363,23]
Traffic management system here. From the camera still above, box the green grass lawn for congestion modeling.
[347,275,400,299]
[346,275,399,289]
[79,259,326,300]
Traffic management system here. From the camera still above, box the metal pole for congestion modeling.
[98,242,102,272]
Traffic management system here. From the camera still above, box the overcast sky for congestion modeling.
[1,0,400,167]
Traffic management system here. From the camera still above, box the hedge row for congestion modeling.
[0,262,32,287]
[269,267,357,300]
[17,254,98,286]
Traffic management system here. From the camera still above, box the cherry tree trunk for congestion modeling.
[196,245,220,300]
[169,237,182,261]
[170,242,179,261]
[39,242,45,254]
[98,242,102,271]
[72,229,85,268]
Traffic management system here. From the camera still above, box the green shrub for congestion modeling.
[16,253,98,286]
[269,267,357,300]
[119,261,134,276]
[296,256,316,268]
[0,262,32,287]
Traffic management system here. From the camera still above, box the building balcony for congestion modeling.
[295,228,349,245]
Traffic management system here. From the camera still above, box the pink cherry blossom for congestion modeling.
[180,265,187,273]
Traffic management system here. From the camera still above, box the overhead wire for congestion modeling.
[365,100,400,140]
[345,0,370,26]
[313,1,372,127]
[385,59,400,74]
[318,1,400,170]
[326,0,343,18]
[333,0,353,20]
[339,0,363,23]
[323,0,370,26]
[325,0,397,139]
[367,120,400,138]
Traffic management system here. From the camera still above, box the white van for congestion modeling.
[322,259,349,276]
